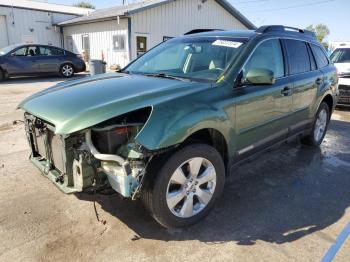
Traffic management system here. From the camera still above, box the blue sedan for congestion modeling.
[0,44,86,81]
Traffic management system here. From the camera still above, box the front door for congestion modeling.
[5,46,40,75]
[234,39,293,157]
[136,35,147,57]
[82,34,90,61]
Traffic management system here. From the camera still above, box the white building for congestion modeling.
[59,0,255,68]
[0,0,93,48]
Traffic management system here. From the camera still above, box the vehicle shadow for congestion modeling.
[76,118,350,245]
[1,73,89,85]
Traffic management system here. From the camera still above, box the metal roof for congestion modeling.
[0,0,93,15]
[58,0,255,29]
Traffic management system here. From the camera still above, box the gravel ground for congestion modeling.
[0,76,349,262]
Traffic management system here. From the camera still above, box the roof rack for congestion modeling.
[184,29,224,35]
[256,25,316,39]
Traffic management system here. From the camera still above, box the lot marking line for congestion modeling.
[321,222,350,262]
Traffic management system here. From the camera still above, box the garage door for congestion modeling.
[0,16,9,48]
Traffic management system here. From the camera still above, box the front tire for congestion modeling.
[302,102,330,146]
[60,63,74,78]
[142,144,225,228]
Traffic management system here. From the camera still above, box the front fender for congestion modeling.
[136,103,231,151]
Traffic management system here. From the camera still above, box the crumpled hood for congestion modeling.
[19,73,211,134]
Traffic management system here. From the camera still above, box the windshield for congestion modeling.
[330,48,350,63]
[125,37,247,82]
[0,45,20,55]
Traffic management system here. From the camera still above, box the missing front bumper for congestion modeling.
[30,156,81,194]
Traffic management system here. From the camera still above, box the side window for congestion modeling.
[27,46,39,56]
[39,47,50,56]
[310,44,329,68]
[285,39,311,74]
[243,39,284,79]
[39,47,64,56]
[50,47,64,56]
[307,44,317,71]
[13,47,27,56]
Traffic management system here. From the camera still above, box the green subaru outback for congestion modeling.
[19,25,338,228]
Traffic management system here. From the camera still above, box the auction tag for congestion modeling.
[212,40,242,48]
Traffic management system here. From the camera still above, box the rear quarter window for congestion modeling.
[284,39,311,74]
[310,44,329,68]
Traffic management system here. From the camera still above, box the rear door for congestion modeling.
[311,44,338,104]
[283,39,321,133]
[234,39,293,157]
[37,46,65,73]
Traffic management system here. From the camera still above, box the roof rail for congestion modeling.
[184,29,224,35]
[256,25,316,39]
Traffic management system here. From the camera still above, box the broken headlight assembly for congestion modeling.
[85,107,152,198]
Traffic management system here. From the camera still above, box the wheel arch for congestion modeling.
[321,94,334,115]
[183,128,229,168]
[60,62,75,72]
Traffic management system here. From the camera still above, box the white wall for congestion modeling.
[130,0,249,59]
[0,6,77,48]
[63,19,129,68]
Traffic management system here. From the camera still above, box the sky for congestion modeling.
[48,0,348,42]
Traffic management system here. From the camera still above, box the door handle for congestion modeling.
[315,78,323,85]
[281,86,292,96]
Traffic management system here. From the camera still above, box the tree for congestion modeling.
[305,24,330,43]
[74,1,95,9]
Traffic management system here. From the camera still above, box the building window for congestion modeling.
[113,35,126,51]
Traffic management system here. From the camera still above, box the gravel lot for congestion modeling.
[0,76,349,262]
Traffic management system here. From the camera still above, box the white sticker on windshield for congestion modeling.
[212,40,242,48]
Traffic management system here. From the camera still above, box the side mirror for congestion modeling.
[245,68,275,85]
[10,53,16,56]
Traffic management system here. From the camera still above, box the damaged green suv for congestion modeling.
[19,26,338,228]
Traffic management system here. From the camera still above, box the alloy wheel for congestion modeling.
[166,157,217,218]
[314,108,328,143]
[62,65,73,77]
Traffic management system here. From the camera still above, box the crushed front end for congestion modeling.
[23,108,153,198]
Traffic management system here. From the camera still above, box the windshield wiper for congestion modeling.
[117,69,130,74]
[143,73,191,82]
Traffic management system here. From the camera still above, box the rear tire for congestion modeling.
[60,63,74,78]
[302,102,330,146]
[142,144,225,228]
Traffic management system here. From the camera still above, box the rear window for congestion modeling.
[285,39,311,74]
[311,44,329,68]
[330,48,350,64]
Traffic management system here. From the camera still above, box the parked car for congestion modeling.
[330,45,350,105]
[18,25,338,228]
[0,44,86,80]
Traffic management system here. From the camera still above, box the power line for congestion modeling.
[245,0,335,12]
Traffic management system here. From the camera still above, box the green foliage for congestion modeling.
[305,24,330,43]
[74,1,95,9]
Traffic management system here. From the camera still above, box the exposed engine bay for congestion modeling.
[23,108,155,198]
